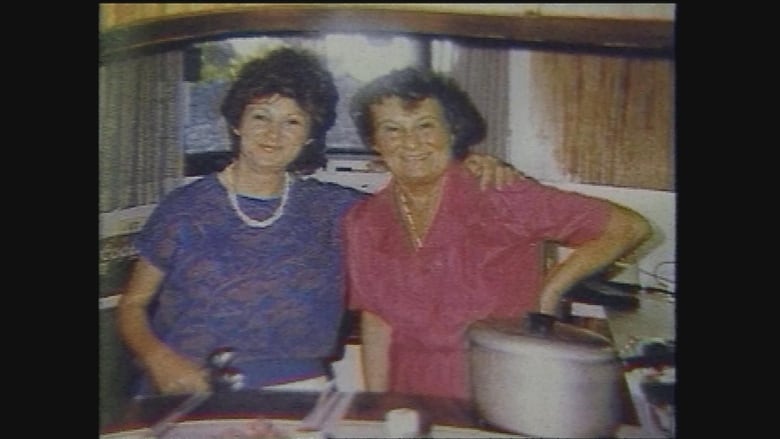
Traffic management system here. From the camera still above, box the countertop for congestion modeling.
[606,290,676,356]
[100,390,513,437]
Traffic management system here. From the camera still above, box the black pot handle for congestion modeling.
[525,312,557,336]
[206,347,245,392]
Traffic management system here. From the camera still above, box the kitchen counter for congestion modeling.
[606,290,675,355]
[100,390,517,437]
[102,389,652,438]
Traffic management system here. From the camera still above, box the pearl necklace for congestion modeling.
[226,168,291,228]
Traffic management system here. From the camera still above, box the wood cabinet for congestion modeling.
[100,4,674,62]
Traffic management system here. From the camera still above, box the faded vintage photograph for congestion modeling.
[100,4,676,438]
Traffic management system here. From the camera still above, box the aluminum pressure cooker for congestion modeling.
[468,312,623,438]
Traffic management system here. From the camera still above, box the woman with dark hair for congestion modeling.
[220,48,337,174]
[117,48,520,396]
[344,67,652,400]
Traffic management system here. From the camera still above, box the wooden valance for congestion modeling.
[100,5,674,62]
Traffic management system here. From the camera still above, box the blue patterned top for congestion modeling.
[133,173,365,392]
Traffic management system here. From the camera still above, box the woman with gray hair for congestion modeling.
[344,67,652,400]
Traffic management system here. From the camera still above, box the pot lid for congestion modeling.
[468,313,617,362]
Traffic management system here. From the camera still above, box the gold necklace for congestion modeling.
[395,182,442,250]
[397,189,423,249]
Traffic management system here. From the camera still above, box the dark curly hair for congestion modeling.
[349,67,486,160]
[220,47,338,174]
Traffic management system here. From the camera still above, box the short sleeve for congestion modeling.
[132,200,186,272]
[495,180,612,247]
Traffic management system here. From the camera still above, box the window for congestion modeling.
[182,33,426,176]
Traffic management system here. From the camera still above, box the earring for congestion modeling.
[233,128,240,136]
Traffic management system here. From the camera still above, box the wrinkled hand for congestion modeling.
[144,347,210,395]
[463,153,526,190]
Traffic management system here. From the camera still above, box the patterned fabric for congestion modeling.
[134,173,365,392]
[344,163,611,399]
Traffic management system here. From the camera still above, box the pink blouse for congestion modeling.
[344,163,611,399]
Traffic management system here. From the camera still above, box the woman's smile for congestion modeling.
[370,96,452,185]
[235,94,311,170]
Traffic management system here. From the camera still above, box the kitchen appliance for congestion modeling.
[468,312,623,438]
[620,337,676,438]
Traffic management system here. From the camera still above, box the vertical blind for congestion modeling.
[432,40,510,161]
[99,51,184,213]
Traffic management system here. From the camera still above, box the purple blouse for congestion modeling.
[134,173,365,392]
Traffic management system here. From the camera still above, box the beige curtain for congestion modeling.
[432,40,510,160]
[530,51,674,191]
[99,51,184,213]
